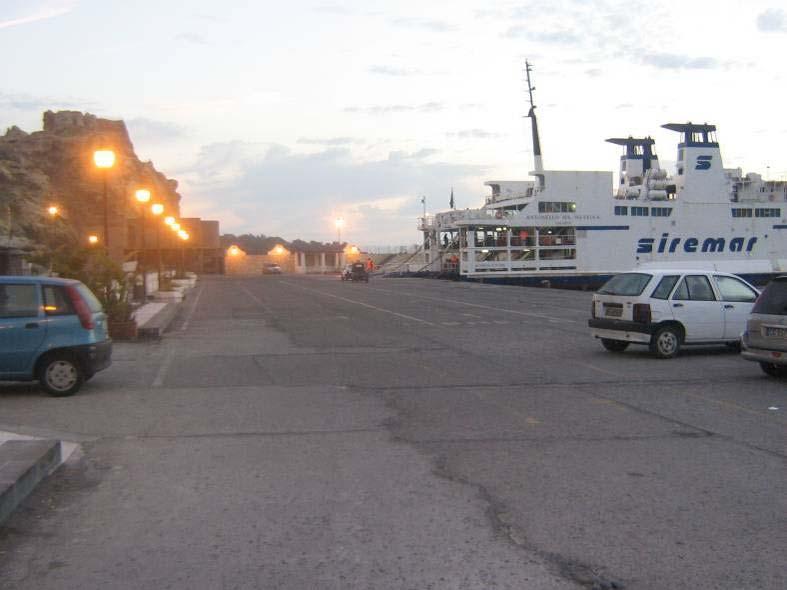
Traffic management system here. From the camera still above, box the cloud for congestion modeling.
[344,102,444,115]
[389,17,455,32]
[175,32,209,45]
[0,0,76,30]
[313,4,353,15]
[126,118,188,143]
[178,142,486,244]
[297,137,363,146]
[757,8,786,32]
[504,25,581,45]
[447,129,502,139]
[368,65,420,77]
[0,91,95,112]
[640,53,718,70]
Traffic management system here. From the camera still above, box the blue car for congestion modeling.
[0,276,112,396]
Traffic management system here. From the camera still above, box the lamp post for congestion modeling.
[335,217,344,245]
[151,203,164,286]
[135,189,151,300]
[46,206,59,274]
[93,149,116,252]
[177,230,189,278]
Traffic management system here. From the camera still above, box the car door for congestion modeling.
[0,283,46,376]
[669,274,724,341]
[712,274,759,340]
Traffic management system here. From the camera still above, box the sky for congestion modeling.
[1,0,786,248]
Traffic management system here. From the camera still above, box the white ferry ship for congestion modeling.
[418,65,787,287]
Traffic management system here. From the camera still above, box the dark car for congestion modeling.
[741,275,787,377]
[350,262,369,283]
[0,276,112,396]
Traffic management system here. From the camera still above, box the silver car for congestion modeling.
[741,276,787,377]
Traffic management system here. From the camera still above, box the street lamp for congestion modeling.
[93,149,115,251]
[151,203,164,285]
[335,217,344,244]
[177,230,189,278]
[135,189,151,300]
[47,205,59,217]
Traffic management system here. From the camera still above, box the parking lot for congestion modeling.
[1,275,785,589]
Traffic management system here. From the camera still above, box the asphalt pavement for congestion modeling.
[0,274,784,589]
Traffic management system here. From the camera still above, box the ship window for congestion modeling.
[538,201,577,213]
[650,207,672,217]
[731,208,752,218]
[755,208,781,218]
[614,206,628,216]
[631,206,649,216]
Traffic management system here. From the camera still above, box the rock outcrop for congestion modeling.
[0,110,182,261]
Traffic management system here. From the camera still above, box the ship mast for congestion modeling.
[525,61,545,188]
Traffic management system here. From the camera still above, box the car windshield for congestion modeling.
[752,279,787,315]
[597,273,653,296]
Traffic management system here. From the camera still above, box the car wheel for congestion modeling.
[650,325,681,359]
[601,338,629,352]
[37,353,84,397]
[759,362,786,378]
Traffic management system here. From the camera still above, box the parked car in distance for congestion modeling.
[262,263,282,274]
[349,262,369,283]
[588,269,759,358]
[0,276,112,396]
[741,275,787,377]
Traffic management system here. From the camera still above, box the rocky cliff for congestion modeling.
[0,110,182,261]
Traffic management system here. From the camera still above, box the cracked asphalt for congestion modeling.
[0,275,785,589]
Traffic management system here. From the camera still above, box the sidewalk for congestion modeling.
[1,283,192,525]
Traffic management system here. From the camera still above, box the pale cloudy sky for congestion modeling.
[1,0,786,247]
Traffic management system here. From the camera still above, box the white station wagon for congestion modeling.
[588,270,760,358]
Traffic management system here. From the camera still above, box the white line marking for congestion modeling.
[152,346,176,388]
[280,281,437,326]
[364,285,577,324]
[180,285,204,331]
[241,285,273,313]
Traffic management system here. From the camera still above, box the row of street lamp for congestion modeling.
[45,148,190,296]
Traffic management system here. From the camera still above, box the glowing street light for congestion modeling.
[47,205,59,217]
[164,216,175,226]
[228,245,241,256]
[88,234,99,245]
[93,149,115,250]
[335,217,344,244]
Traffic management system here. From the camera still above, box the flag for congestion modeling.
[449,187,455,209]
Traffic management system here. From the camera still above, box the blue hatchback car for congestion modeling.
[0,276,112,396]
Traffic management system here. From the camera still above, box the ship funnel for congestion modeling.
[606,137,660,191]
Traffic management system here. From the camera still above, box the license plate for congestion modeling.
[604,305,623,318]
[764,326,787,338]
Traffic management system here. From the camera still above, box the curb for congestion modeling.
[0,440,62,525]
[137,302,180,340]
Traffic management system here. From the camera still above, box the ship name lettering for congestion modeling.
[637,234,758,254]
